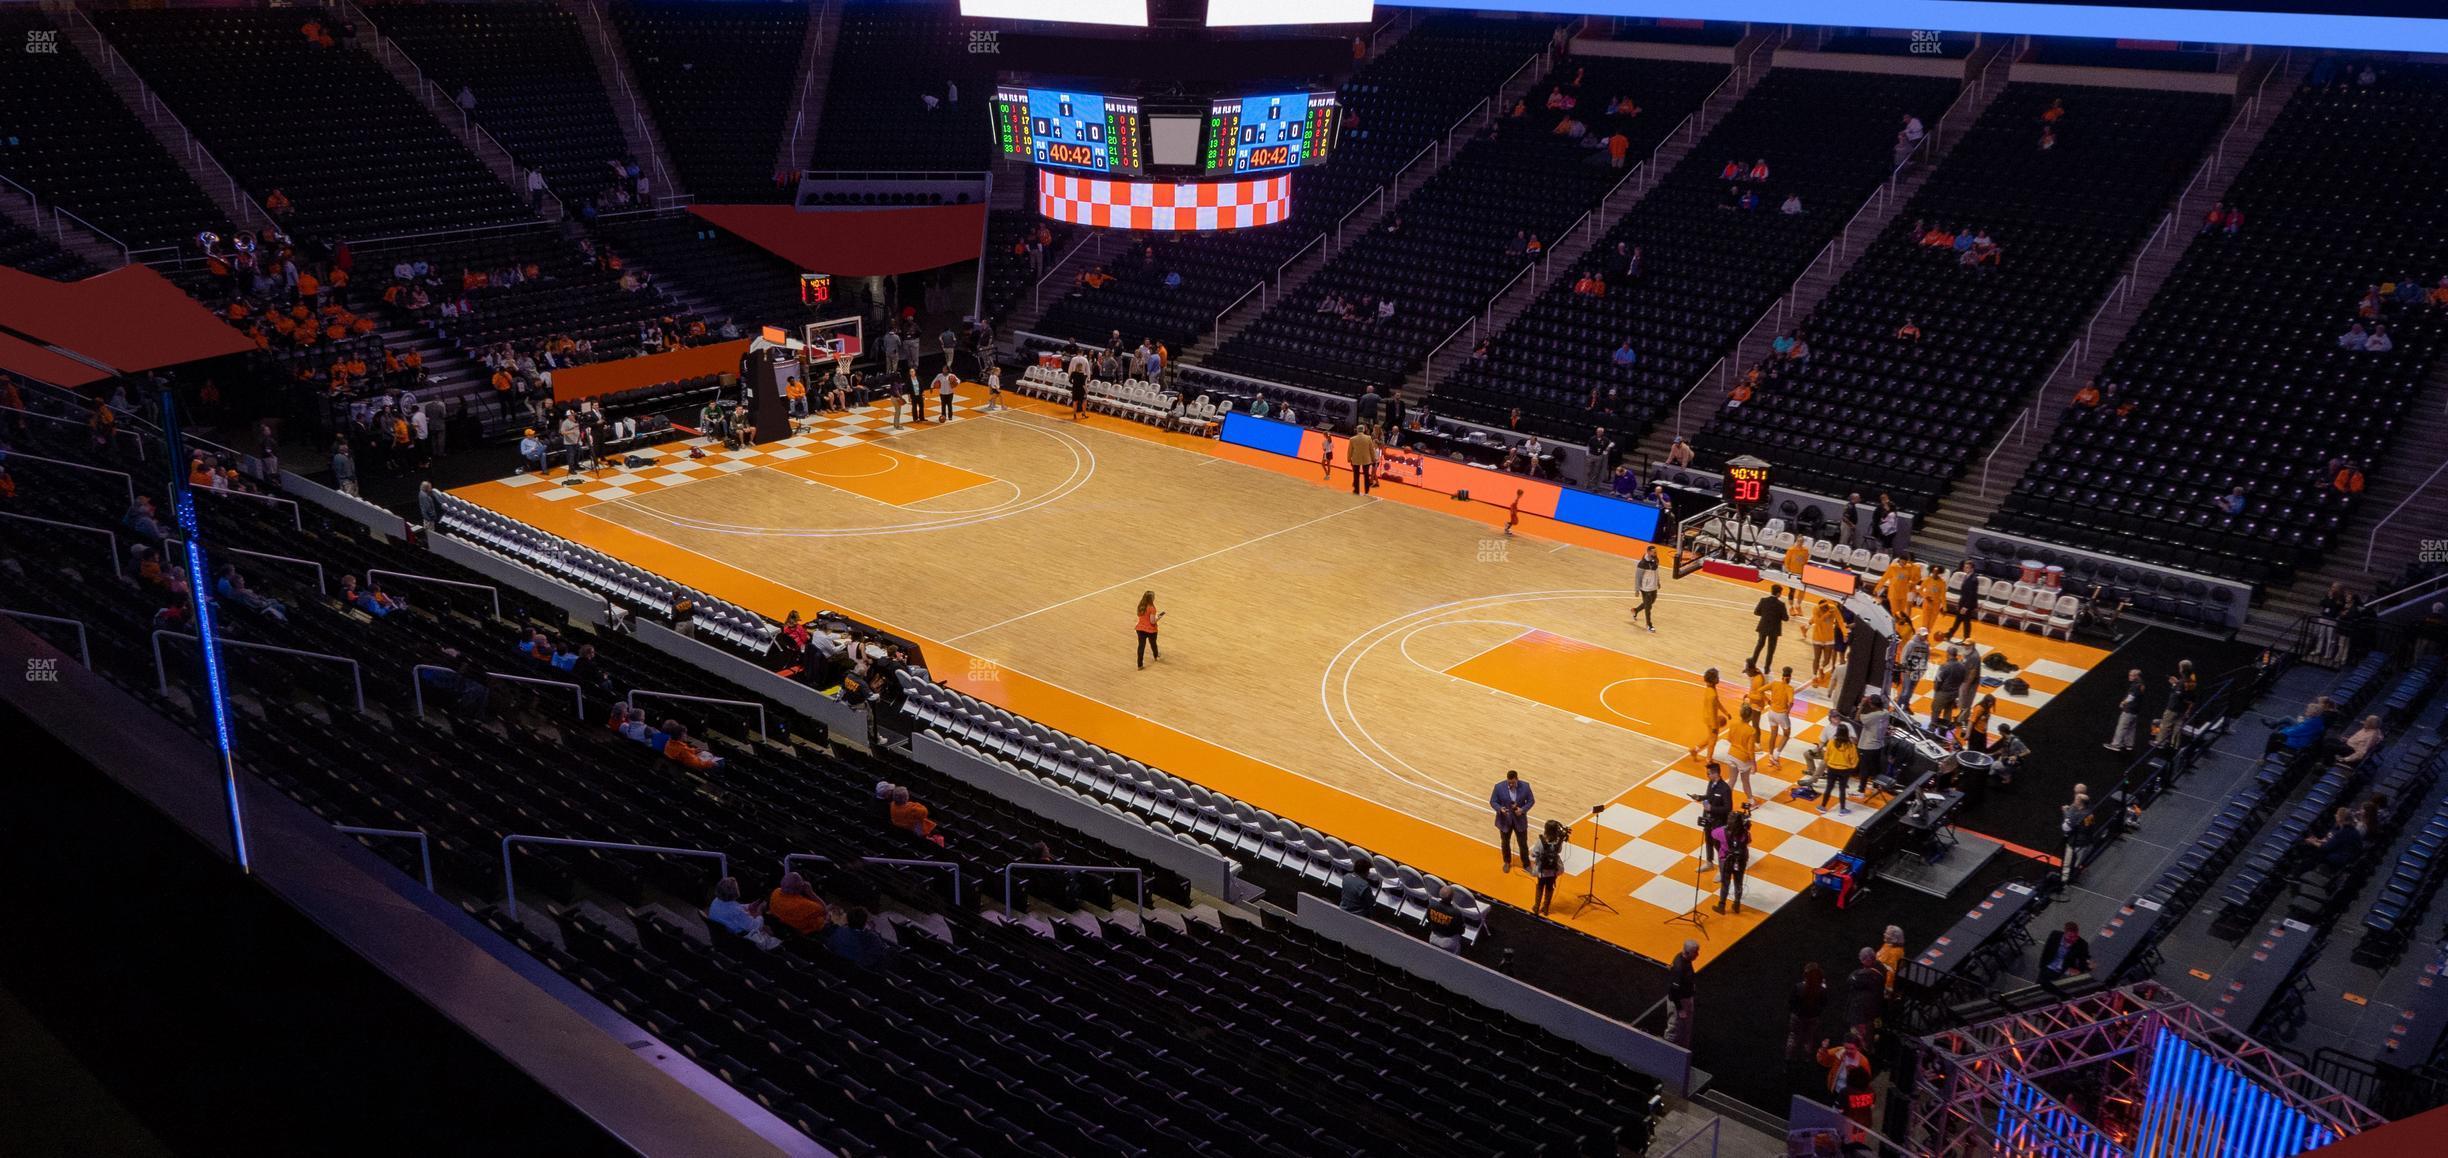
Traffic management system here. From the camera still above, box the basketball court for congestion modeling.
[452,383,2109,965]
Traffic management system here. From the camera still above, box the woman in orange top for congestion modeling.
[1918,571,1949,636]
[1764,666,1798,762]
[1781,540,1811,611]
[1725,718,1760,801]
[1691,668,1729,762]
[1135,590,1162,669]
[1807,600,1840,684]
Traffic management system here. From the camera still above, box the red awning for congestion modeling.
[550,338,755,404]
[688,204,988,277]
[0,263,254,383]
[0,331,110,387]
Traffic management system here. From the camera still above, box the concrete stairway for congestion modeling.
[338,0,564,223]
[1404,32,1787,398]
[1627,46,2012,474]
[777,0,840,180]
[1915,56,2310,560]
[52,6,275,235]
[567,0,689,202]
[2242,362,2448,645]
[1177,41,1566,365]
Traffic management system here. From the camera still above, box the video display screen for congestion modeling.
[990,86,1143,174]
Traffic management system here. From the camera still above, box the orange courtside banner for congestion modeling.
[549,338,755,403]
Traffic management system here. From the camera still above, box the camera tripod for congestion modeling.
[1570,805,1621,919]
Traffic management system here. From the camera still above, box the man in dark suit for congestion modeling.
[1751,587,1791,667]
[1489,769,1536,872]
[2037,921,2091,982]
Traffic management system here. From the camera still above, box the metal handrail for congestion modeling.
[1668,119,1917,441]
[1421,316,1478,388]
[51,204,135,266]
[1487,262,1534,321]
[3,452,135,504]
[1332,189,1381,254]
[153,630,363,711]
[1276,231,1326,288]
[501,835,726,919]
[341,217,555,255]
[0,171,37,215]
[0,608,92,669]
[1386,140,1438,208]
[578,0,676,201]
[626,688,768,739]
[368,569,501,618]
[1212,281,1265,340]
[1002,862,1144,913]
[1030,230,1101,311]
[1657,1117,1723,1158]
[1592,159,1647,233]
[185,483,302,531]
[337,825,434,892]
[66,6,273,232]
[1977,407,2035,497]
[782,853,962,902]
[164,538,326,593]
[798,169,994,182]
[0,400,148,458]
[341,0,563,222]
[1649,112,1695,178]
[412,664,584,718]
[0,512,120,578]
[2366,455,2448,573]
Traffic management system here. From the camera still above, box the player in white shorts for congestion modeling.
[1763,665,1798,768]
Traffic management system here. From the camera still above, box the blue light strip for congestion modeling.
[2136,1025,2337,1158]
[1391,1,2448,53]
[1995,1069,2124,1157]
[160,386,249,872]
[174,494,237,758]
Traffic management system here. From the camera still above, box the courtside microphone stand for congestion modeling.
[1664,809,1713,935]
[1570,805,1621,919]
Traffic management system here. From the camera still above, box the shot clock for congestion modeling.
[1723,457,1774,510]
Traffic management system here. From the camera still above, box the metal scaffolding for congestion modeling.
[1905,982,2387,1157]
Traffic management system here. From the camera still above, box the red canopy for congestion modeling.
[688,204,988,277]
[0,263,254,384]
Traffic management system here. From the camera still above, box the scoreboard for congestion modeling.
[996,84,1333,179]
[991,86,1143,175]
[1203,91,1339,174]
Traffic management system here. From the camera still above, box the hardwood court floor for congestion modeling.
[452,388,2107,967]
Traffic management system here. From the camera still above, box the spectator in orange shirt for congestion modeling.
[2071,379,2101,409]
[885,784,944,844]
[2334,463,2366,494]
[1607,132,1630,169]
[766,872,829,936]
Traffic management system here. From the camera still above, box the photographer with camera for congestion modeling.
[1715,803,1752,913]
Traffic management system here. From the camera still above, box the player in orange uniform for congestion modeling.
[1691,668,1729,763]
[1764,666,1798,767]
